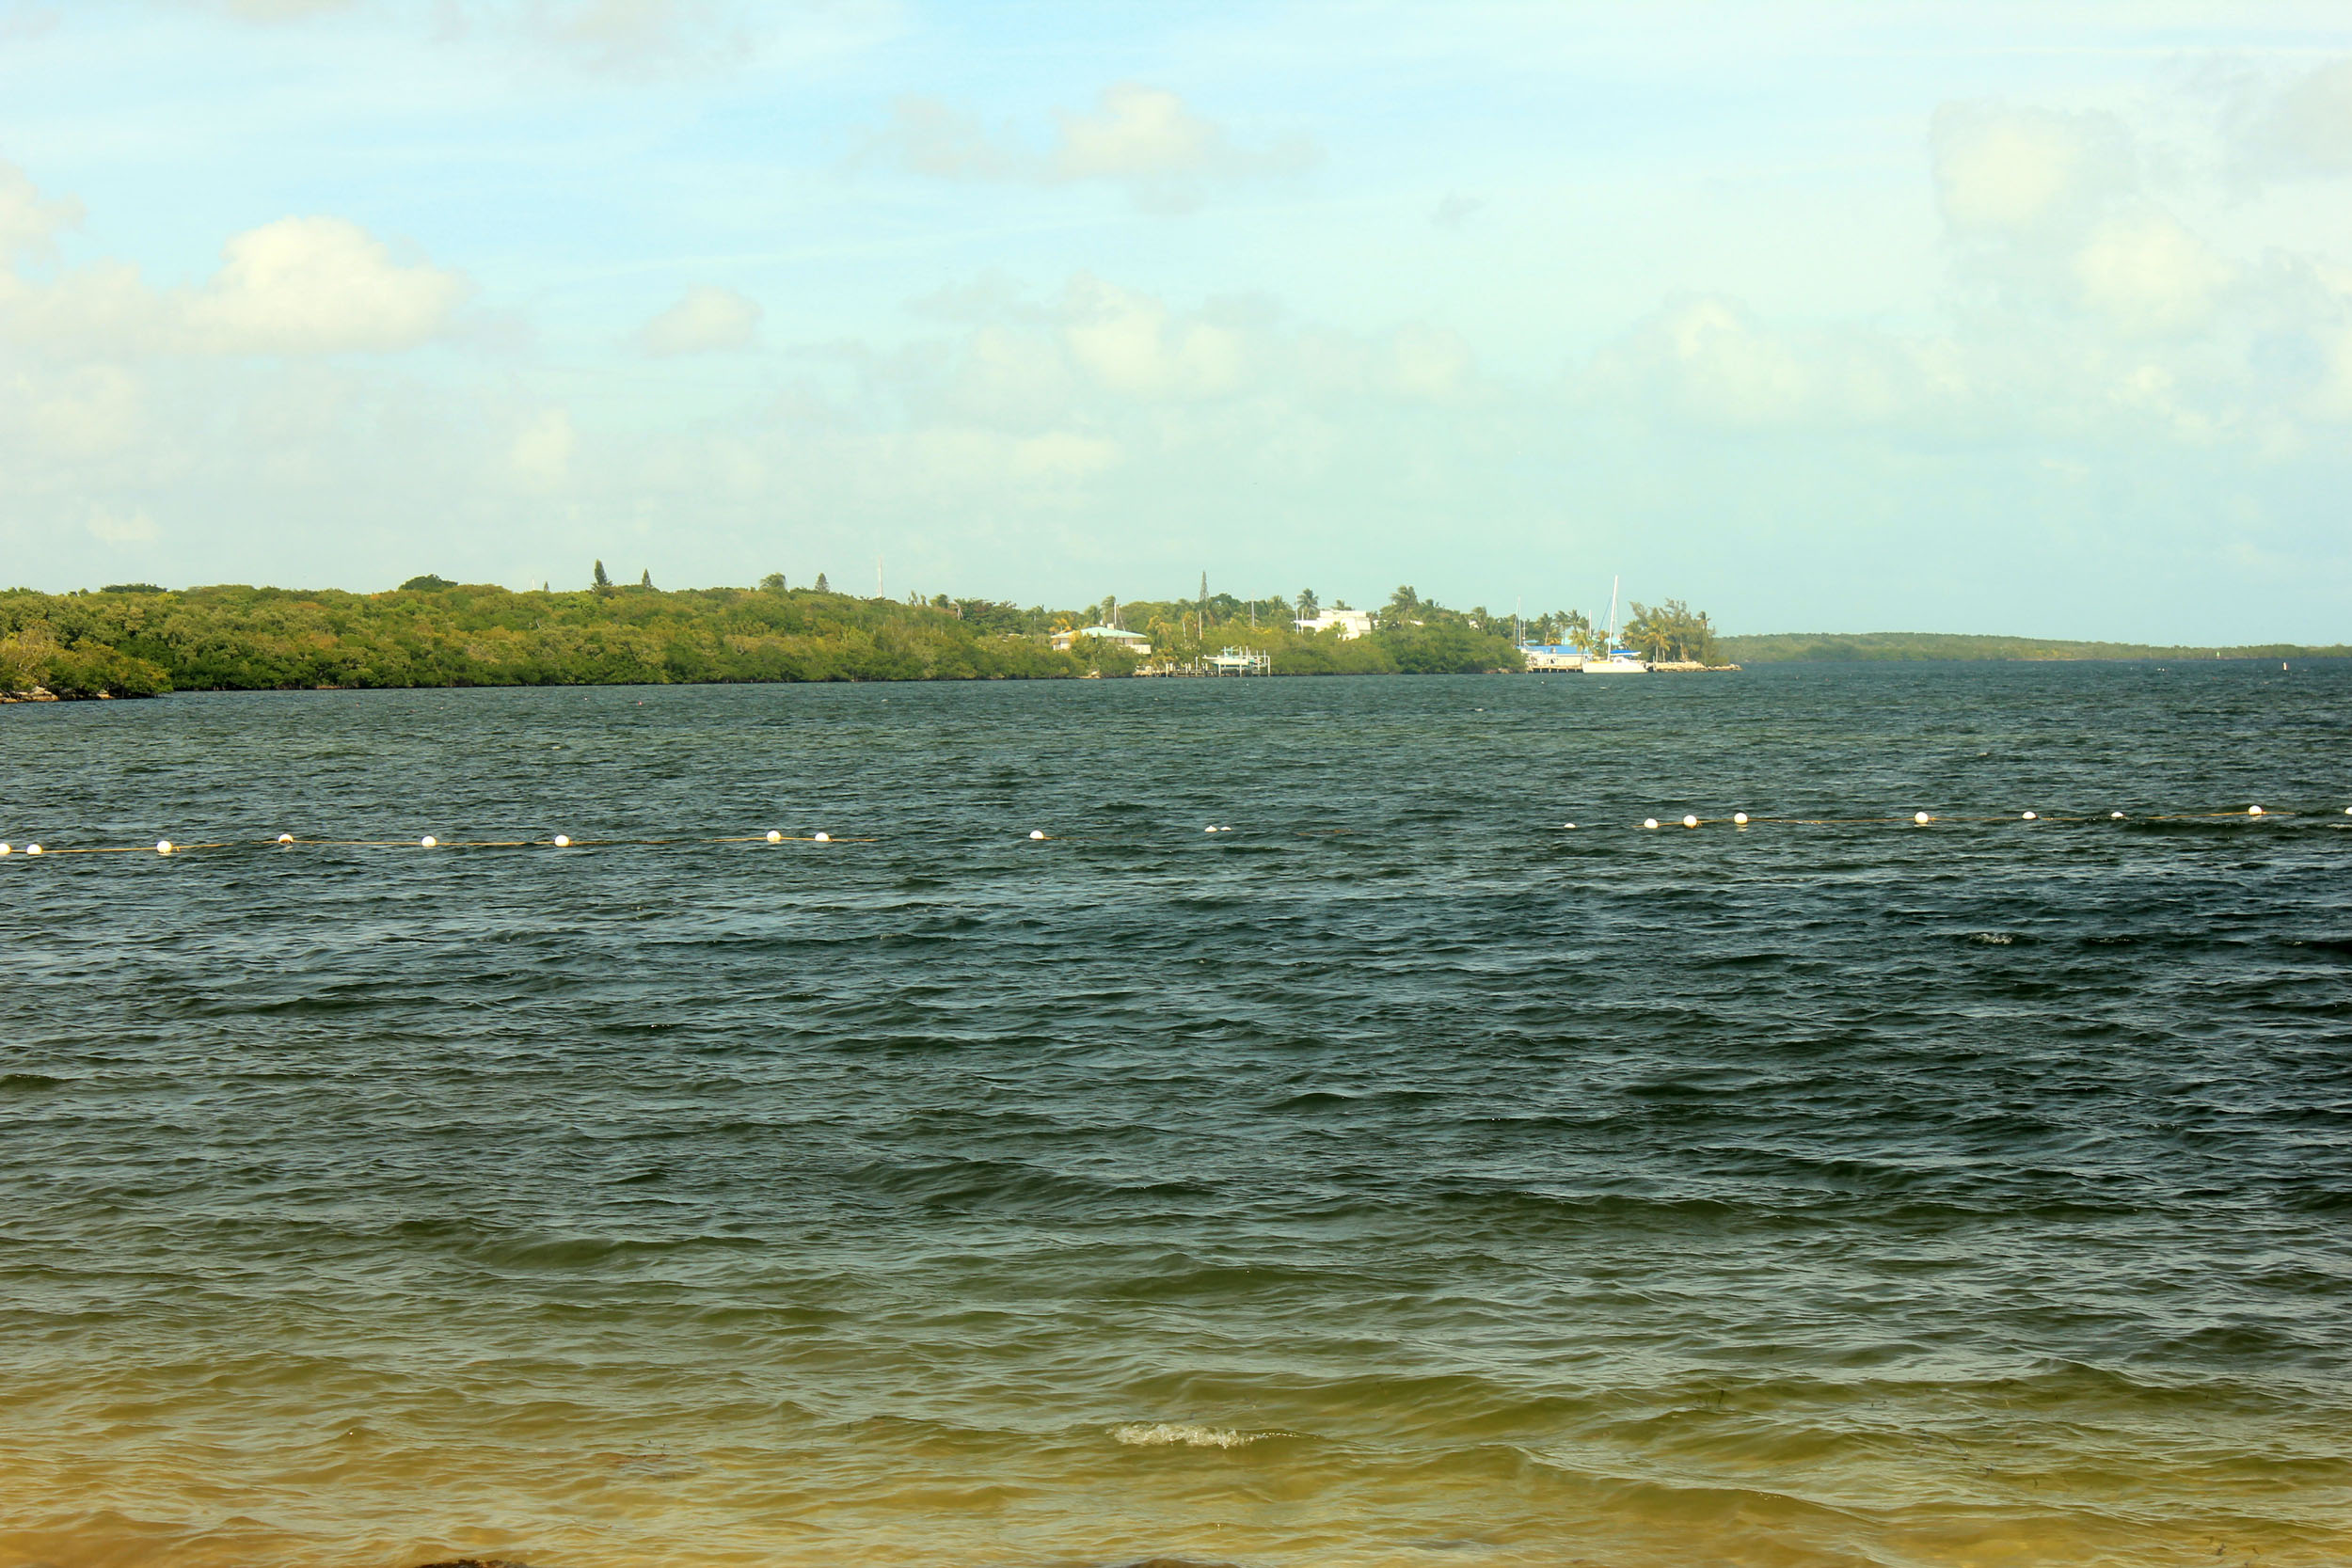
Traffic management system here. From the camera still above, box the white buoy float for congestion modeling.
[0,843,9,856]
[553,834,571,847]
[1643,818,1660,831]
[421,835,437,847]
[1563,822,1576,830]
[1733,813,1749,825]
[2248,805,2264,816]
[1028,830,1045,840]
[1915,812,1931,825]
[277,832,294,844]
[2111,812,2125,819]
[766,830,782,843]
[2021,812,2037,821]
[1205,825,1217,833]
[1682,815,1699,828]
[156,840,173,855]
[813,832,831,843]
[25,844,40,855]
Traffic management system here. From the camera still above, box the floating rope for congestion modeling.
[0,807,2343,862]
[0,833,879,858]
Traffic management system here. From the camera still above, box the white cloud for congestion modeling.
[637,284,762,356]
[0,159,81,261]
[907,278,1490,435]
[1060,275,1245,398]
[1931,104,2133,233]
[86,506,159,546]
[525,0,750,76]
[1929,103,2240,345]
[0,260,164,355]
[1053,84,1219,181]
[26,365,145,457]
[939,324,1077,431]
[195,0,757,72]
[865,83,1315,210]
[1385,324,1474,402]
[868,97,1017,181]
[0,196,467,358]
[510,407,575,489]
[1592,297,1811,426]
[0,7,60,41]
[181,216,468,354]
[2073,211,2232,338]
[2242,56,2352,179]
[1583,296,1963,432]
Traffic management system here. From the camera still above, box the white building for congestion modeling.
[1207,646,1273,675]
[1051,625,1152,655]
[1293,609,1375,640]
[1520,643,1585,672]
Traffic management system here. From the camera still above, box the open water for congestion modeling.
[2,663,2348,1568]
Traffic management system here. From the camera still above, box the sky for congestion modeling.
[2,1,2349,640]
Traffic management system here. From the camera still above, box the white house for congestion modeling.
[1293,609,1375,640]
[1519,643,1585,672]
[1051,625,1152,655]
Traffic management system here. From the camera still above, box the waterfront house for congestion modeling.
[1293,610,1375,640]
[1520,643,1585,672]
[1051,625,1152,656]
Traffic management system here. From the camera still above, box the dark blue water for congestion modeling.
[3,664,2347,1568]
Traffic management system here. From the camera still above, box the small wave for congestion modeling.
[1966,931,2016,945]
[0,1073,65,1092]
[1110,1422,1264,1449]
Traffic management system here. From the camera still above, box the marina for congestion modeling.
[1582,576,1650,673]
[1136,645,1274,677]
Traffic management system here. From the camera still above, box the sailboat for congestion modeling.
[1581,576,1649,673]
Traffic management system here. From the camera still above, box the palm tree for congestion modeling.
[1623,599,1718,662]
[1382,585,1424,628]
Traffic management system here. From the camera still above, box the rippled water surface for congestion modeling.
[4,664,2349,1568]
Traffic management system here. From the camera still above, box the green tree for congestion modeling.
[1376,621,1523,673]
[593,561,612,592]
[1381,585,1424,628]
[759,572,787,592]
[1295,588,1318,619]
[814,572,830,594]
[1534,609,1595,651]
[1622,599,1718,663]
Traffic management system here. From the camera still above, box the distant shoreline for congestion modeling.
[1721,632,2350,663]
[8,649,2343,706]
[4,580,2344,701]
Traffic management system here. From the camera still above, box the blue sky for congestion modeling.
[3,1,2349,639]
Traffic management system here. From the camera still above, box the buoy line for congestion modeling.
[1605,808,2318,829]
[0,807,2340,861]
[0,833,877,858]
